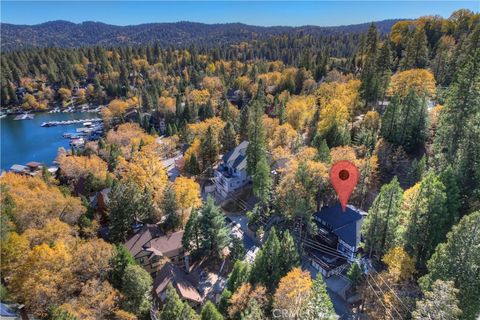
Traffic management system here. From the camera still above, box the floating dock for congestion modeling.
[14,113,35,120]
[41,118,102,127]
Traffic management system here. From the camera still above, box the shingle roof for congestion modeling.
[154,262,202,303]
[124,224,163,257]
[314,204,367,247]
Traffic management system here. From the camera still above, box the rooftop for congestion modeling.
[314,204,367,247]
[154,262,202,303]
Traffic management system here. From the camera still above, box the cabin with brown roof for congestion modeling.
[124,224,185,277]
[154,262,203,307]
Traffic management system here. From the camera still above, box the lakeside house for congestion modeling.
[214,141,250,199]
[9,161,44,176]
[305,204,367,277]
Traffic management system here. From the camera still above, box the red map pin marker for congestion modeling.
[330,160,359,212]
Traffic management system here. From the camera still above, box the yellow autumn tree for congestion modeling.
[57,153,109,181]
[228,283,268,319]
[60,279,120,320]
[172,177,201,225]
[0,232,30,279]
[387,69,436,99]
[0,173,85,232]
[187,117,225,139]
[286,95,316,131]
[382,246,416,282]
[271,123,298,151]
[11,242,76,318]
[188,89,210,106]
[23,218,76,248]
[274,267,313,319]
[116,149,168,203]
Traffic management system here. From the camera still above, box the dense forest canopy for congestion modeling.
[1,8,480,320]
[0,19,400,51]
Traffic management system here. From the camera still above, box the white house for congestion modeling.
[214,141,250,199]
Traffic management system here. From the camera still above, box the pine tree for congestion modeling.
[360,24,380,105]
[108,181,155,243]
[204,99,214,119]
[198,197,230,258]
[218,289,232,316]
[403,172,448,270]
[201,301,223,320]
[420,211,480,320]
[347,262,363,290]
[220,121,237,153]
[163,187,180,231]
[246,101,267,178]
[314,137,331,163]
[200,126,219,174]
[108,244,136,290]
[121,264,152,317]
[182,209,201,252]
[362,177,403,257]
[227,260,251,292]
[303,273,335,320]
[250,228,299,292]
[400,26,429,70]
[413,280,462,320]
[252,155,272,204]
[377,41,393,103]
[160,283,185,320]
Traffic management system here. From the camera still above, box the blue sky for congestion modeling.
[1,1,479,27]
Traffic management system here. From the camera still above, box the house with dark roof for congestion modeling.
[214,141,250,199]
[305,204,367,277]
[153,262,203,307]
[124,224,185,277]
[314,204,367,260]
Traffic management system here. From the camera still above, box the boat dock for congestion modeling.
[41,118,102,127]
[14,113,35,120]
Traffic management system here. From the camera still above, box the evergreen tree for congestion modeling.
[108,244,136,290]
[121,264,152,317]
[347,262,363,290]
[220,121,237,153]
[380,90,427,152]
[181,303,200,320]
[198,197,230,258]
[403,172,448,270]
[108,181,155,243]
[227,260,251,292]
[218,289,232,316]
[303,273,335,320]
[185,153,201,175]
[413,280,462,320]
[204,99,214,119]
[401,26,429,70]
[182,209,201,252]
[200,126,220,174]
[432,26,480,213]
[229,236,246,262]
[250,228,299,292]
[246,101,267,177]
[252,155,272,204]
[377,41,393,103]
[360,24,380,105]
[420,211,480,320]
[201,301,223,320]
[163,187,180,231]
[243,299,265,320]
[314,137,331,163]
[362,177,403,257]
[160,283,185,320]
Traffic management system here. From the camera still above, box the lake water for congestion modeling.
[1,112,98,171]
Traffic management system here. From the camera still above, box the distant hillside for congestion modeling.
[0,19,401,51]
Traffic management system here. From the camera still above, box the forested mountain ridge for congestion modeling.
[0,19,401,51]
